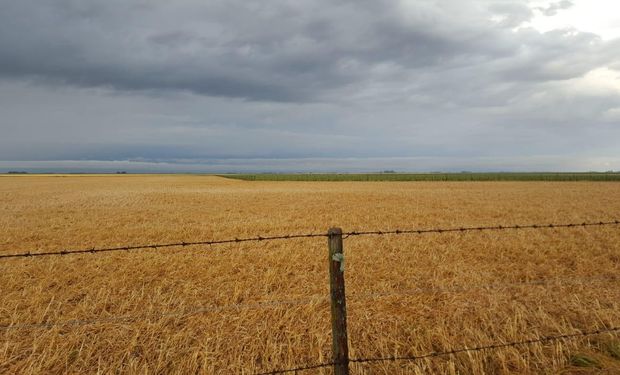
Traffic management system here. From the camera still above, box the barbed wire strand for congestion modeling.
[0,232,328,260]
[349,325,620,365]
[257,326,620,374]
[348,274,619,301]
[341,220,620,239]
[256,361,337,375]
[0,295,329,332]
[3,274,618,332]
[1,220,618,260]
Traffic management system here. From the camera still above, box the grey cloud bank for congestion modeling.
[0,0,619,172]
[2,156,618,174]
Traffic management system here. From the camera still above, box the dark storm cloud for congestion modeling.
[1,0,613,103]
[1,0,619,171]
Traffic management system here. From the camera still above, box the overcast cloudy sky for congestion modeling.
[1,0,619,172]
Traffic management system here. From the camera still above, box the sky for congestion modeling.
[0,0,619,173]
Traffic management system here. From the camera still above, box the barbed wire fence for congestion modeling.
[1,219,619,374]
[1,220,618,260]
[2,274,617,333]
[256,326,620,375]
[1,274,617,331]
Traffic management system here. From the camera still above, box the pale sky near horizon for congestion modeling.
[528,0,620,40]
[0,0,619,172]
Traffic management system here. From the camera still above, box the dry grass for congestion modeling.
[1,175,619,374]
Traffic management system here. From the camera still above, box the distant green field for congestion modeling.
[220,173,620,181]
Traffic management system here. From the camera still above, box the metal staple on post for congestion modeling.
[328,227,350,375]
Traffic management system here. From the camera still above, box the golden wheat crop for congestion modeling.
[1,175,619,374]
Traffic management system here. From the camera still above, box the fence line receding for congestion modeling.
[2,219,619,375]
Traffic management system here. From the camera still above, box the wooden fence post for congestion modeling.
[328,227,349,375]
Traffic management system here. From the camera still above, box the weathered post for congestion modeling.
[328,227,349,375]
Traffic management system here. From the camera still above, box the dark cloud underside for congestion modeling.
[0,0,619,171]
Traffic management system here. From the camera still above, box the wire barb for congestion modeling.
[0,295,330,332]
[255,361,337,375]
[340,219,620,240]
[257,326,620,374]
[348,325,620,365]
[0,220,618,260]
[0,232,329,260]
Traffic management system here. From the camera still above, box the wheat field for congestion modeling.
[1,175,620,374]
